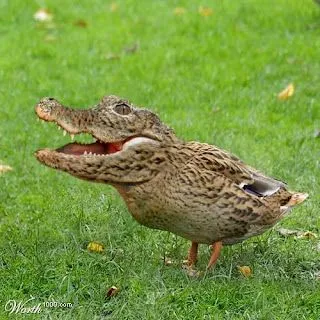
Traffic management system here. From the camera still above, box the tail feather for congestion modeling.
[280,192,309,213]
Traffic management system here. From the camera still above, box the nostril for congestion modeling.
[48,97,54,101]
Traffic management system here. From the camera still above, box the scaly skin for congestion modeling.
[35,95,308,269]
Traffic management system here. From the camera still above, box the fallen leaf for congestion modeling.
[296,231,317,240]
[278,83,294,100]
[110,2,118,12]
[73,19,88,28]
[106,286,119,298]
[87,241,104,253]
[314,129,320,138]
[0,164,12,174]
[174,7,186,16]
[34,8,53,22]
[238,265,252,277]
[277,228,317,239]
[198,6,213,17]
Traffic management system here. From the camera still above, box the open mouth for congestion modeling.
[35,105,147,157]
[55,139,128,156]
[36,120,136,157]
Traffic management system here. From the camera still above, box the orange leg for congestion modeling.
[187,242,199,266]
[207,241,223,269]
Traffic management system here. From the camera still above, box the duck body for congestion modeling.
[117,141,302,246]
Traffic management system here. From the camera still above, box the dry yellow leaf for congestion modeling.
[198,6,213,17]
[278,83,294,100]
[174,7,186,15]
[87,241,104,253]
[238,265,252,277]
[296,231,317,240]
[110,2,118,12]
[34,8,53,22]
[106,286,120,298]
[0,164,12,174]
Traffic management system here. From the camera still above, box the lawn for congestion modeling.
[0,0,320,319]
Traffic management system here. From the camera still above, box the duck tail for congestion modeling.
[280,192,309,213]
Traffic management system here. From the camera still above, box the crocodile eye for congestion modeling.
[113,103,131,115]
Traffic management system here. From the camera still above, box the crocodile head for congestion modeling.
[35,95,177,183]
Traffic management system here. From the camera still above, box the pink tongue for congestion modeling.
[106,142,122,154]
[57,142,108,155]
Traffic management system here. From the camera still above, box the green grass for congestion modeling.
[0,0,320,319]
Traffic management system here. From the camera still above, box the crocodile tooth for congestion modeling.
[70,134,75,141]
[88,152,92,155]
[37,118,40,122]
[57,126,61,130]
[63,130,67,136]
[84,151,87,155]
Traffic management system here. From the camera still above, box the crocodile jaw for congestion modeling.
[35,136,161,184]
[35,97,161,181]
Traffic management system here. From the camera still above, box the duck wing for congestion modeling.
[187,142,286,197]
